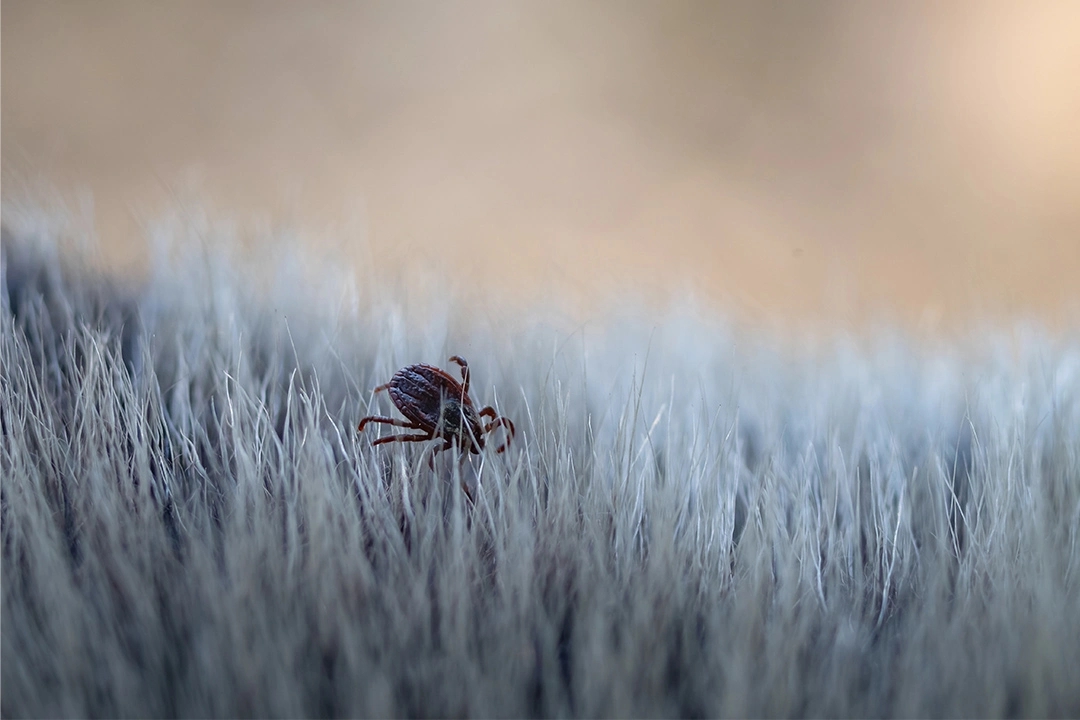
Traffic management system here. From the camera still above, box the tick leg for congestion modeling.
[358,415,420,432]
[448,355,470,395]
[481,412,515,453]
[372,431,434,446]
[425,438,454,470]
[459,474,476,504]
[480,407,515,434]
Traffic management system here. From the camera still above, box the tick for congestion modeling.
[358,356,515,468]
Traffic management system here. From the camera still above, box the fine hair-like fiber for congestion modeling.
[2,220,1079,717]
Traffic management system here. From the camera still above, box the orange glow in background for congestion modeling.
[3,1,1079,329]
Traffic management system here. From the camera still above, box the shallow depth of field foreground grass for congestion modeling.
[2,219,1079,718]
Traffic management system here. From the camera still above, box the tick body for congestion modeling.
[358,356,515,468]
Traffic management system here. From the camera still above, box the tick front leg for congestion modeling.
[425,438,455,470]
[358,415,420,433]
[479,407,515,453]
[448,355,470,394]
[372,431,435,446]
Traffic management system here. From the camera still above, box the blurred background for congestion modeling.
[3,0,1079,329]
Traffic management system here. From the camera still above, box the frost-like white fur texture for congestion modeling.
[2,216,1079,718]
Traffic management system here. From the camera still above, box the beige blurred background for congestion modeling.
[3,0,1079,329]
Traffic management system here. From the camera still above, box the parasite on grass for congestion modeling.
[358,356,515,477]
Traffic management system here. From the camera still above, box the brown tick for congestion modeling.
[358,356,515,469]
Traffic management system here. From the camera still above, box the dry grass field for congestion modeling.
[2,214,1079,717]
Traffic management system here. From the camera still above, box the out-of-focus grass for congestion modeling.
[2,215,1078,717]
